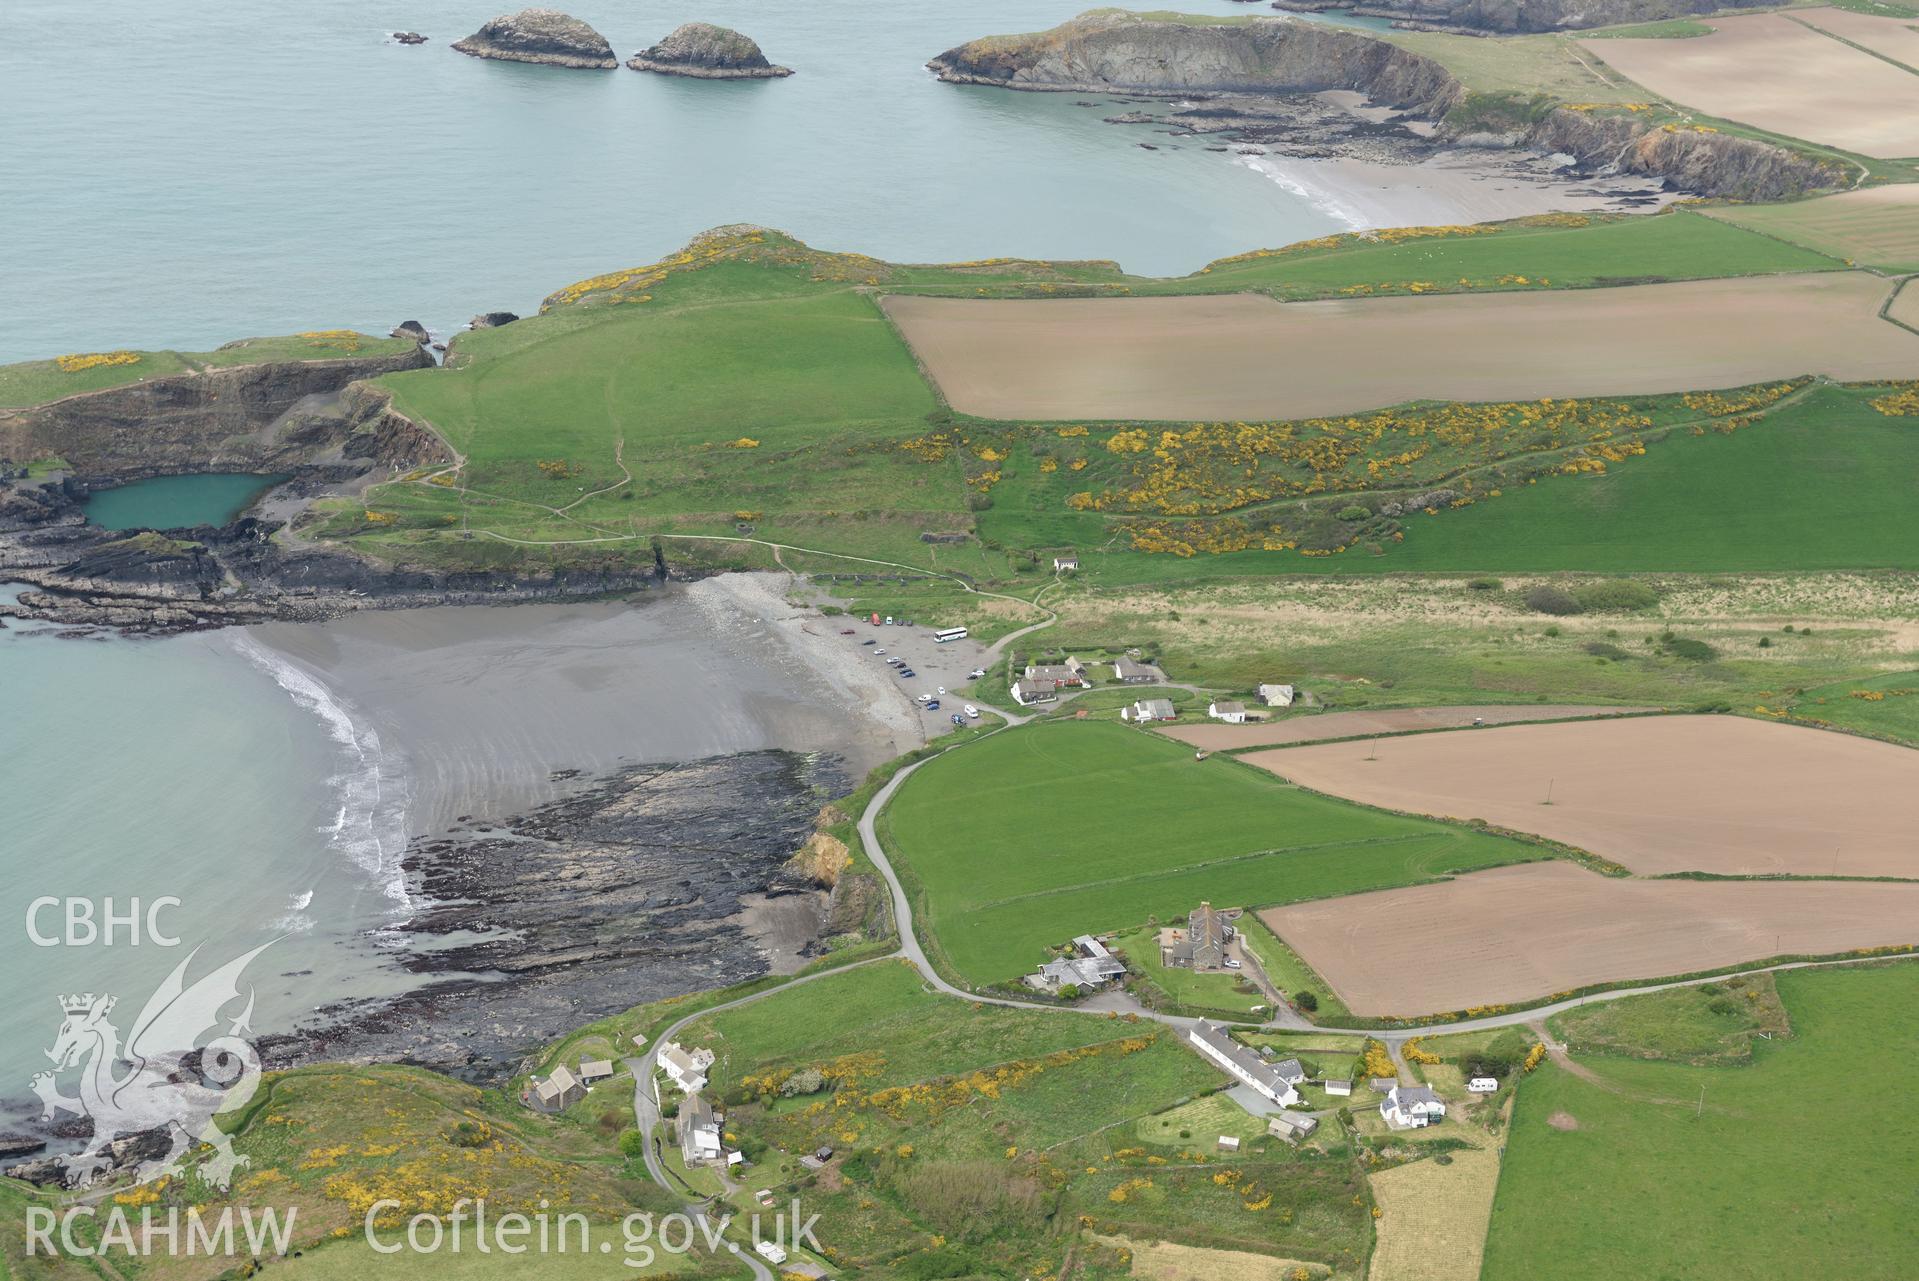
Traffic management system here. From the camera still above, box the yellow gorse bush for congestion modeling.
[56,350,140,374]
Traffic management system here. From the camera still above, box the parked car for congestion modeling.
[925,699,941,710]
[936,686,946,696]
[874,649,885,655]
[884,617,894,625]
[861,640,876,647]
[839,629,856,635]
[951,714,967,725]
[915,693,932,704]
[968,668,987,680]
[900,669,915,678]
[963,705,979,719]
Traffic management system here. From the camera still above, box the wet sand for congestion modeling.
[249,572,922,835]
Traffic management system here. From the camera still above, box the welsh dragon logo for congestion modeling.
[30,943,271,1190]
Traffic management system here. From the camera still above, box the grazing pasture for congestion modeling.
[1260,860,1919,1015]
[1242,715,1919,877]
[1582,12,1919,158]
[1702,184,1919,272]
[881,274,1919,421]
[1157,705,1653,752]
[880,721,1543,986]
[1482,962,1919,1279]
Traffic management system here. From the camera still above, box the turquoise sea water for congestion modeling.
[0,1,1401,1120]
[82,473,287,530]
[0,0,1376,363]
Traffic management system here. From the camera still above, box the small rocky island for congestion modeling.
[452,9,617,70]
[627,23,793,79]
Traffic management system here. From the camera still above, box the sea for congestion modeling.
[1,0,1402,1116]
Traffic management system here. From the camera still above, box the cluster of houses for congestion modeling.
[651,1039,744,1168]
[1026,934,1127,994]
[1010,654,1167,707]
[1183,1018,1453,1139]
[527,1056,618,1111]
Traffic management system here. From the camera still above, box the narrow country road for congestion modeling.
[626,689,1919,1267]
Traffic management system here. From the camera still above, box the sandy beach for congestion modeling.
[246,572,923,836]
[1239,147,1673,232]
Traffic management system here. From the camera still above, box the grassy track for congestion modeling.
[882,720,1544,985]
[1483,962,1919,1279]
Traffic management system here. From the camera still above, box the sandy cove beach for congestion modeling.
[235,572,934,1077]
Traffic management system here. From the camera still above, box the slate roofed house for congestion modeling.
[578,1059,615,1085]
[1011,678,1058,706]
[1123,697,1177,723]
[1072,935,1128,981]
[1053,555,1079,572]
[531,1065,584,1111]
[1258,683,1296,707]
[1113,657,1164,684]
[1186,1020,1303,1106]
[1323,1078,1354,1097]
[1163,901,1231,970]
[677,1092,725,1164]
[659,1041,714,1094]
[1381,1084,1447,1129]
[1208,700,1248,724]
[1268,1112,1319,1142]
[1025,663,1086,688]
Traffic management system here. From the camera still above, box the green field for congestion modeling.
[1484,961,1919,1279]
[1547,972,1791,1064]
[1704,189,1919,273]
[1786,669,1919,741]
[881,720,1545,986]
[681,958,1144,1091]
[0,331,416,410]
[230,214,1907,582]
[678,956,1370,1278]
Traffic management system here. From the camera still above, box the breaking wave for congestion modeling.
[228,634,413,910]
[1234,154,1373,233]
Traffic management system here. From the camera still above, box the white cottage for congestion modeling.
[1381,1084,1447,1129]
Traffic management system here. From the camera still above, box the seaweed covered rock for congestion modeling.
[627,23,793,79]
[453,9,617,70]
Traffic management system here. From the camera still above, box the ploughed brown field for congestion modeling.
[1260,861,1919,1016]
[879,275,1919,421]
[1243,709,1919,882]
[1584,12,1919,159]
[1157,704,1653,752]
[1242,715,1919,878]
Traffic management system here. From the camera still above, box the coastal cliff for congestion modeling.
[929,9,1460,115]
[452,9,617,69]
[1273,0,1773,36]
[932,10,1837,202]
[628,23,793,79]
[0,344,433,478]
[1516,110,1841,203]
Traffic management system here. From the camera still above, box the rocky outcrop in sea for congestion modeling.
[627,23,794,79]
[452,9,617,69]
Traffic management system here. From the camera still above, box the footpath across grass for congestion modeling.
[1483,961,1919,1279]
[882,720,1546,987]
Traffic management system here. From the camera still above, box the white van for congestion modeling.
[963,704,980,719]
